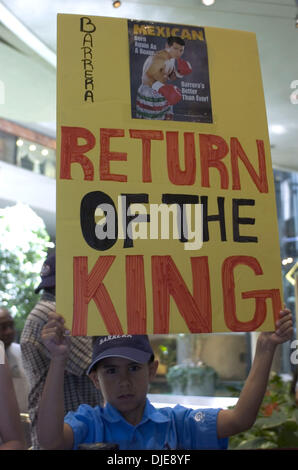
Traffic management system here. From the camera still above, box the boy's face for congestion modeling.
[166,42,184,59]
[89,356,158,426]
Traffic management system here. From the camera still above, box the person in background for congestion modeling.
[20,252,102,449]
[0,307,29,413]
[0,356,25,450]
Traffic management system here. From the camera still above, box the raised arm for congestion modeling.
[0,358,25,450]
[217,308,294,439]
[36,312,74,450]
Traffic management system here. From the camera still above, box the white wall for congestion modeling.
[0,161,55,237]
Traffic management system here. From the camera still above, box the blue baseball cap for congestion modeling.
[87,335,153,374]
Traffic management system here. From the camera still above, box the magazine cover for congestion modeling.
[129,20,212,123]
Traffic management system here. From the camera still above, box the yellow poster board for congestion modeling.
[56,14,283,335]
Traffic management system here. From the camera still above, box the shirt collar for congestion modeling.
[102,399,170,425]
[103,402,124,423]
[142,399,171,424]
[40,292,55,302]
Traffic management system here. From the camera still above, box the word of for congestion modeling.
[80,17,96,102]
[72,254,282,335]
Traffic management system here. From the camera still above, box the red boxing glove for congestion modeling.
[176,58,192,77]
[152,81,182,105]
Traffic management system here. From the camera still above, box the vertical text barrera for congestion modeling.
[80,17,96,103]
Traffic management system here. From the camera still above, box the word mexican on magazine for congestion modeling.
[128,20,212,123]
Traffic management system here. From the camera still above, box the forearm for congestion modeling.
[0,361,25,448]
[218,309,294,439]
[37,356,67,449]
[232,335,276,431]
[0,440,25,450]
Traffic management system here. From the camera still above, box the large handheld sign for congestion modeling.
[57,14,282,335]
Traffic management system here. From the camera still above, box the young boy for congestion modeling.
[37,309,293,450]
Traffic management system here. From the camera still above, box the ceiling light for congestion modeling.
[41,149,49,156]
[29,144,36,151]
[270,124,286,135]
[202,0,215,5]
[113,1,121,7]
[16,139,23,147]
[282,257,294,266]
[0,3,56,68]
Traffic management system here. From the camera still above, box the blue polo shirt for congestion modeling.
[64,399,228,450]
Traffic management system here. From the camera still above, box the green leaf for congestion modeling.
[236,437,274,449]
[277,424,298,449]
[257,410,288,429]
[0,204,52,335]
[291,409,298,424]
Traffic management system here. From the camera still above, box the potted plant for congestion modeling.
[0,203,52,336]
[229,373,298,449]
[166,364,188,395]
[185,363,218,396]
[166,362,218,396]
